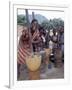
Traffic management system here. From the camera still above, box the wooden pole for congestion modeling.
[25,9,33,53]
[25,9,30,27]
[32,12,35,20]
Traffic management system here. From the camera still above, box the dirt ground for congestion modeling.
[17,62,64,80]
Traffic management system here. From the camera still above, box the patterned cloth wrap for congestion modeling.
[17,30,32,64]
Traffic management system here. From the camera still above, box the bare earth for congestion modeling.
[18,63,64,80]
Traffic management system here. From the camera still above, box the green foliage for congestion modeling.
[17,15,27,25]
[17,14,64,31]
[41,18,64,31]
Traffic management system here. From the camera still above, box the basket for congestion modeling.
[26,54,41,71]
[44,48,52,64]
[44,48,52,57]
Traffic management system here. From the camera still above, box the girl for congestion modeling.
[31,19,42,52]
[17,26,32,79]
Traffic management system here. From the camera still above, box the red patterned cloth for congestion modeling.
[17,34,32,65]
[31,30,42,52]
